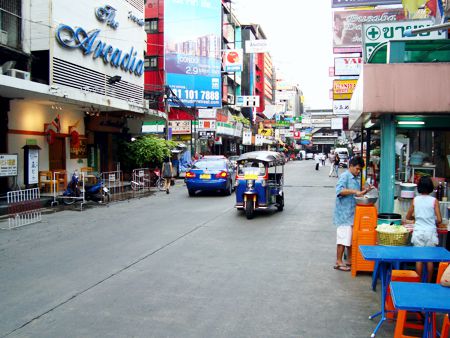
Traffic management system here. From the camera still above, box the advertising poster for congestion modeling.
[0,154,18,177]
[164,0,222,108]
[70,138,88,159]
[333,8,405,51]
[223,49,243,72]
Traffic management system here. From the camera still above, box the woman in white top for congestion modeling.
[406,176,442,281]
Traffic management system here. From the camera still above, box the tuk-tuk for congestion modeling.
[235,151,285,219]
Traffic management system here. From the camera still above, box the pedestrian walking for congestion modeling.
[162,157,173,194]
[321,153,326,166]
[333,156,372,271]
[331,154,340,177]
[405,176,442,282]
[314,153,320,170]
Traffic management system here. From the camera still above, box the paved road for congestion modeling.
[0,160,392,337]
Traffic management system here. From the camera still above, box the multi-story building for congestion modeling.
[0,0,153,192]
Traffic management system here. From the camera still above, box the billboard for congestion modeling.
[332,0,402,7]
[333,8,405,50]
[164,0,222,108]
[223,49,243,72]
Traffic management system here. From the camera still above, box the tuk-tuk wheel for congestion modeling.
[277,195,284,211]
[245,202,254,219]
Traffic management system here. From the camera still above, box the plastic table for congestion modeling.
[390,282,450,338]
[359,245,450,337]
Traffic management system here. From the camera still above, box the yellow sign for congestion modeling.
[333,79,357,100]
[258,128,273,137]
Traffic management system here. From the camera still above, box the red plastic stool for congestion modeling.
[385,270,420,320]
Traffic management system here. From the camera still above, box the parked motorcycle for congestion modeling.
[63,170,110,205]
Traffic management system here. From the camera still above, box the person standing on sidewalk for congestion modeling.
[162,157,173,194]
[332,154,340,177]
[333,156,372,271]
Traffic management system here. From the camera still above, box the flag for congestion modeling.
[51,114,61,133]
[425,0,437,16]
[402,0,428,16]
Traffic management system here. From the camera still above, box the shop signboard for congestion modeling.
[333,100,351,115]
[333,8,405,50]
[331,117,344,130]
[333,80,357,100]
[198,109,216,119]
[334,57,362,76]
[164,0,222,107]
[198,119,216,131]
[223,49,243,72]
[245,39,269,53]
[255,134,264,146]
[0,154,18,177]
[198,131,215,139]
[70,138,88,159]
[332,0,401,7]
[293,131,301,140]
[142,121,165,134]
[236,96,260,107]
[242,130,252,145]
[168,120,191,134]
[51,0,145,89]
[362,19,447,61]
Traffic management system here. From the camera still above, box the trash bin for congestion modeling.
[377,213,402,225]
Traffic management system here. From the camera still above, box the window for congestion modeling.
[0,0,22,49]
[144,19,158,33]
[144,56,158,70]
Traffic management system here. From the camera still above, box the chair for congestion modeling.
[51,169,67,192]
[80,167,96,184]
[393,262,449,338]
[385,270,420,320]
[38,171,57,193]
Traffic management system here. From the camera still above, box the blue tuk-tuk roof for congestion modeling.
[237,151,285,165]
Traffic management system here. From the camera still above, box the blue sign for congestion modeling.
[164,0,222,108]
[332,0,402,7]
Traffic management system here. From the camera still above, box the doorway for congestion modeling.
[49,137,66,170]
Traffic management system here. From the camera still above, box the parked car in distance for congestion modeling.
[185,158,236,196]
[306,153,314,160]
[335,147,350,168]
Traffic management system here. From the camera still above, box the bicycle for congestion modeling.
[130,168,165,191]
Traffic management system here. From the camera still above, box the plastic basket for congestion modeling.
[376,230,409,246]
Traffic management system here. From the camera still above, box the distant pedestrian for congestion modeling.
[162,157,173,194]
[333,156,372,271]
[321,153,326,166]
[331,154,340,177]
[314,153,320,170]
[328,151,336,176]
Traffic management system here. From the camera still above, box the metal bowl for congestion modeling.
[354,196,378,205]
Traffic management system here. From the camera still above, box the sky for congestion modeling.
[232,0,334,110]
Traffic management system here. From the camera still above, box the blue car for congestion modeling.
[185,158,236,196]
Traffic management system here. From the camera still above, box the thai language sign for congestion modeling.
[333,8,405,49]
[164,0,222,108]
[362,19,448,61]
[333,80,358,100]
[332,0,401,7]
[0,154,18,177]
[334,57,362,76]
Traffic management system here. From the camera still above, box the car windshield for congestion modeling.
[237,161,266,176]
[192,160,226,170]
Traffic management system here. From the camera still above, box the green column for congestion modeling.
[379,114,396,213]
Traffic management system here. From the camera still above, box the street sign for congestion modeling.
[235,96,260,107]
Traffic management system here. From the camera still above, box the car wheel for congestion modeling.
[188,189,195,197]
[224,181,232,196]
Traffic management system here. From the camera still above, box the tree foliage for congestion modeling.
[123,136,178,168]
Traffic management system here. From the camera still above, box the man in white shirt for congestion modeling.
[314,153,320,170]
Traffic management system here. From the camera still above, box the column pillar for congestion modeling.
[379,114,396,213]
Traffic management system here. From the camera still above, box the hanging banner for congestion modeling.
[164,0,222,107]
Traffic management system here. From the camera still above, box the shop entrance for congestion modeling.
[49,136,66,170]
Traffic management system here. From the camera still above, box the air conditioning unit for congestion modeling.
[6,69,31,81]
[0,30,7,45]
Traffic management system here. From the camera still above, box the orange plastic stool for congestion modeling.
[385,270,420,320]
